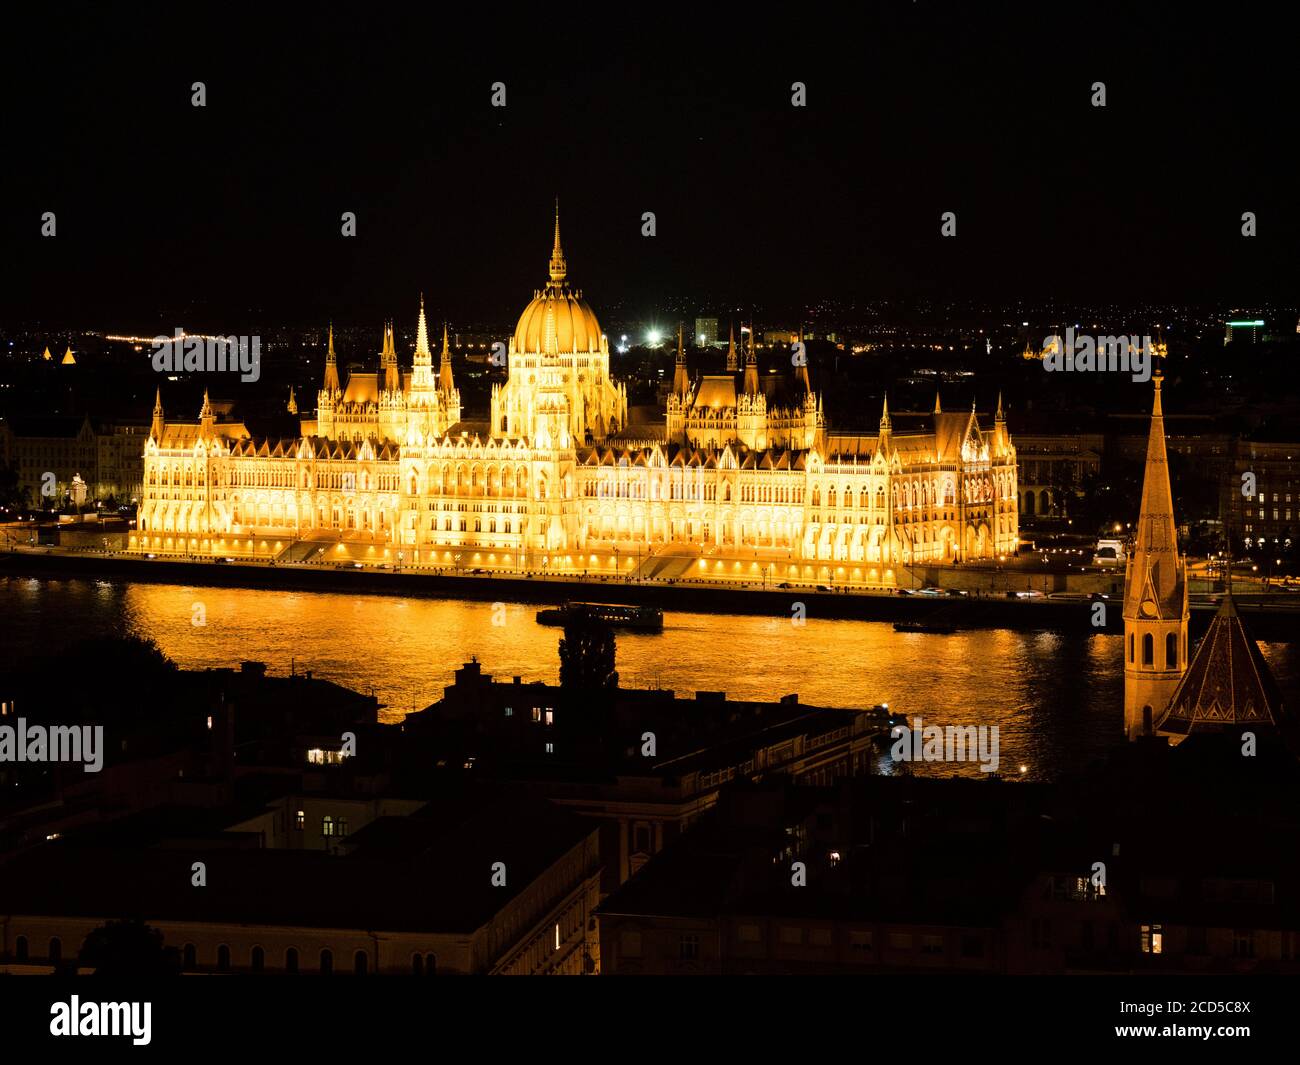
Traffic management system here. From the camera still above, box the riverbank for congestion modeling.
[4,547,1299,639]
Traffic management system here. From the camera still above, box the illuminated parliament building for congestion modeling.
[133,208,1020,583]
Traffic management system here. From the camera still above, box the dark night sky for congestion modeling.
[1,5,1296,330]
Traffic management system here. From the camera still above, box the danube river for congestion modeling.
[3,575,1297,780]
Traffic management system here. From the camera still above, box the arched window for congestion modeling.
[354,950,368,976]
[15,936,27,962]
[1142,633,1153,666]
[285,947,299,974]
[217,945,230,971]
[48,938,61,965]
[183,943,196,970]
[412,953,424,976]
[251,946,265,972]
[1128,634,1134,663]
[425,953,437,975]
[1165,632,1178,669]
[320,949,333,975]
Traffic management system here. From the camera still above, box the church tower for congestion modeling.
[1123,365,1189,740]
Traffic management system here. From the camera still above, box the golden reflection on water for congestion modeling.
[110,581,1127,777]
[3,577,1294,780]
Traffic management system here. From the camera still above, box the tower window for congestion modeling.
[1142,633,1153,666]
[1165,633,1178,669]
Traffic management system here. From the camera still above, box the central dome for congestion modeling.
[512,203,604,355]
[514,290,603,355]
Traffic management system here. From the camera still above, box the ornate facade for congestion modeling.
[133,208,1019,582]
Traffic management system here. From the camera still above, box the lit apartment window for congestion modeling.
[679,934,699,961]
[295,809,304,831]
[545,742,554,754]
[1140,924,1163,954]
[1232,929,1255,958]
[504,707,512,717]
[849,930,873,952]
[778,926,804,946]
[887,932,913,950]
[737,924,761,943]
[554,923,561,950]
[544,709,554,726]
[921,934,944,955]
[206,715,213,730]
[532,707,541,722]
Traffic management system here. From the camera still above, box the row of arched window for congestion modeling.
[12,935,61,963]
[1130,632,1180,669]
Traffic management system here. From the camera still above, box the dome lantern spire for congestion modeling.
[548,198,567,286]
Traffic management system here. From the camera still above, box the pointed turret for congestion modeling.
[199,388,214,438]
[743,324,759,395]
[287,386,298,416]
[672,323,690,396]
[151,388,165,442]
[794,327,811,392]
[991,391,1009,455]
[933,391,942,415]
[323,323,340,393]
[1122,366,1190,740]
[439,322,455,394]
[415,295,431,359]
[878,394,892,450]
[383,320,400,392]
[726,322,738,373]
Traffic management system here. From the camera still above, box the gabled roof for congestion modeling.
[933,412,970,462]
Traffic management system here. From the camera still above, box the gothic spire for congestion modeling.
[439,322,455,394]
[323,322,340,393]
[673,322,690,396]
[726,322,737,373]
[743,324,759,395]
[151,387,165,441]
[415,295,431,358]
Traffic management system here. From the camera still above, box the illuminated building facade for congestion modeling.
[134,208,1019,580]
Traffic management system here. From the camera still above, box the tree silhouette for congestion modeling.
[558,615,619,691]
[79,918,180,976]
